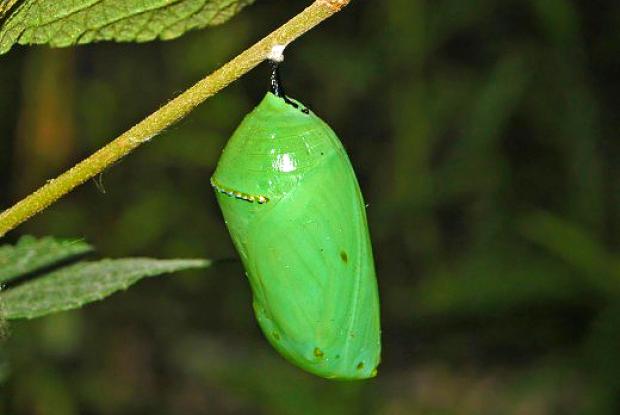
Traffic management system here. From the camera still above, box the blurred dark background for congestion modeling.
[1,0,620,413]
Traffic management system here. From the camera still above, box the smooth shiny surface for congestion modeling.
[212,92,381,380]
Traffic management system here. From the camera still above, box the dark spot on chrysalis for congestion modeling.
[340,251,348,263]
[356,362,364,370]
[269,60,309,114]
[314,347,324,358]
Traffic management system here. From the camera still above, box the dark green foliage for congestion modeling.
[0,235,93,284]
[0,0,254,55]
[1,257,211,319]
[0,236,211,320]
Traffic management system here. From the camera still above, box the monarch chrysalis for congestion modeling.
[211,61,381,380]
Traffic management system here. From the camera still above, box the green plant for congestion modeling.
[0,0,350,340]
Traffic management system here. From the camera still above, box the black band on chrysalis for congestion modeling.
[268,60,309,114]
[270,60,286,98]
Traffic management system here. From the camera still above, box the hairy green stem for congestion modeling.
[0,0,351,238]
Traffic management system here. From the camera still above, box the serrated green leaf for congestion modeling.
[0,236,93,284]
[0,0,254,55]
[0,258,210,319]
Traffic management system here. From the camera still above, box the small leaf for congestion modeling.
[0,258,210,319]
[0,0,255,55]
[0,236,93,284]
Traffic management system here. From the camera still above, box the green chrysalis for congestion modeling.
[211,62,381,380]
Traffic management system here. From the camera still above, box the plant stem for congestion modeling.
[0,0,351,238]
